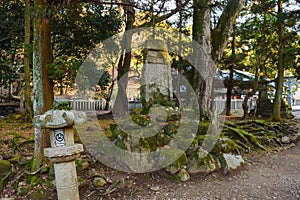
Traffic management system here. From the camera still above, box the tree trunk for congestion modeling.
[192,0,245,116]
[272,0,284,121]
[113,1,135,118]
[226,68,233,116]
[192,0,213,117]
[24,0,33,122]
[242,68,258,119]
[32,0,53,170]
[226,21,236,116]
[105,63,116,110]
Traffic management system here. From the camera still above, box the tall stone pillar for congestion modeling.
[141,39,173,111]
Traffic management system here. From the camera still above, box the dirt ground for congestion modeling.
[82,142,300,200]
[1,116,300,200]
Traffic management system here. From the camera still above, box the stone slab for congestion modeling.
[44,144,84,158]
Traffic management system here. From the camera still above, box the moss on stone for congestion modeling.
[159,149,187,174]
[0,160,12,192]
[197,121,210,135]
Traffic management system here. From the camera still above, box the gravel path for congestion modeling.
[114,142,300,200]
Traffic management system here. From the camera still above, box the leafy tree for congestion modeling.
[218,0,299,120]
[24,0,33,122]
[0,0,24,99]
[244,0,299,121]
[31,1,122,169]
[51,4,121,59]
[48,55,81,95]
[50,4,122,95]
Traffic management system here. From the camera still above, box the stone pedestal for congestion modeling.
[53,162,79,200]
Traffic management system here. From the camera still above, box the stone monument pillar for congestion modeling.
[141,39,173,110]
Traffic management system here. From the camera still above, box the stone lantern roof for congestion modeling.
[34,109,86,129]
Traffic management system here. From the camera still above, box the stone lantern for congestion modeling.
[34,110,86,200]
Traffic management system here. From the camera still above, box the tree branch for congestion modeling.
[211,0,246,62]
[68,0,135,6]
[139,0,189,27]
[0,94,20,102]
[67,0,188,28]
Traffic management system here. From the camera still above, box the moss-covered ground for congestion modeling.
[0,113,299,199]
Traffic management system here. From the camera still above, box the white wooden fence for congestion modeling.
[214,98,256,112]
[69,99,107,111]
[54,98,255,112]
[55,99,109,111]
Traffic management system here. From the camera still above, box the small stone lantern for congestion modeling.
[34,110,86,200]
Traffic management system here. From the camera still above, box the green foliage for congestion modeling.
[97,71,111,90]
[50,5,121,95]
[0,1,25,94]
[0,2,122,96]
[48,55,81,94]
[51,4,122,59]
[0,0,24,50]
[52,102,72,110]
[219,0,300,104]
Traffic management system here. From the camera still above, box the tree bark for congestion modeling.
[226,68,233,116]
[24,0,33,122]
[272,0,284,121]
[192,0,245,116]
[105,64,116,110]
[192,0,212,116]
[226,21,236,116]
[32,0,53,170]
[113,0,135,118]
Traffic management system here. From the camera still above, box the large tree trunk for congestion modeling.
[272,0,284,121]
[32,0,53,170]
[24,0,33,122]
[192,0,245,116]
[192,0,213,117]
[113,1,135,118]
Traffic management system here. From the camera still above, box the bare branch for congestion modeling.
[0,94,20,102]
[139,0,189,27]
[68,0,135,6]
